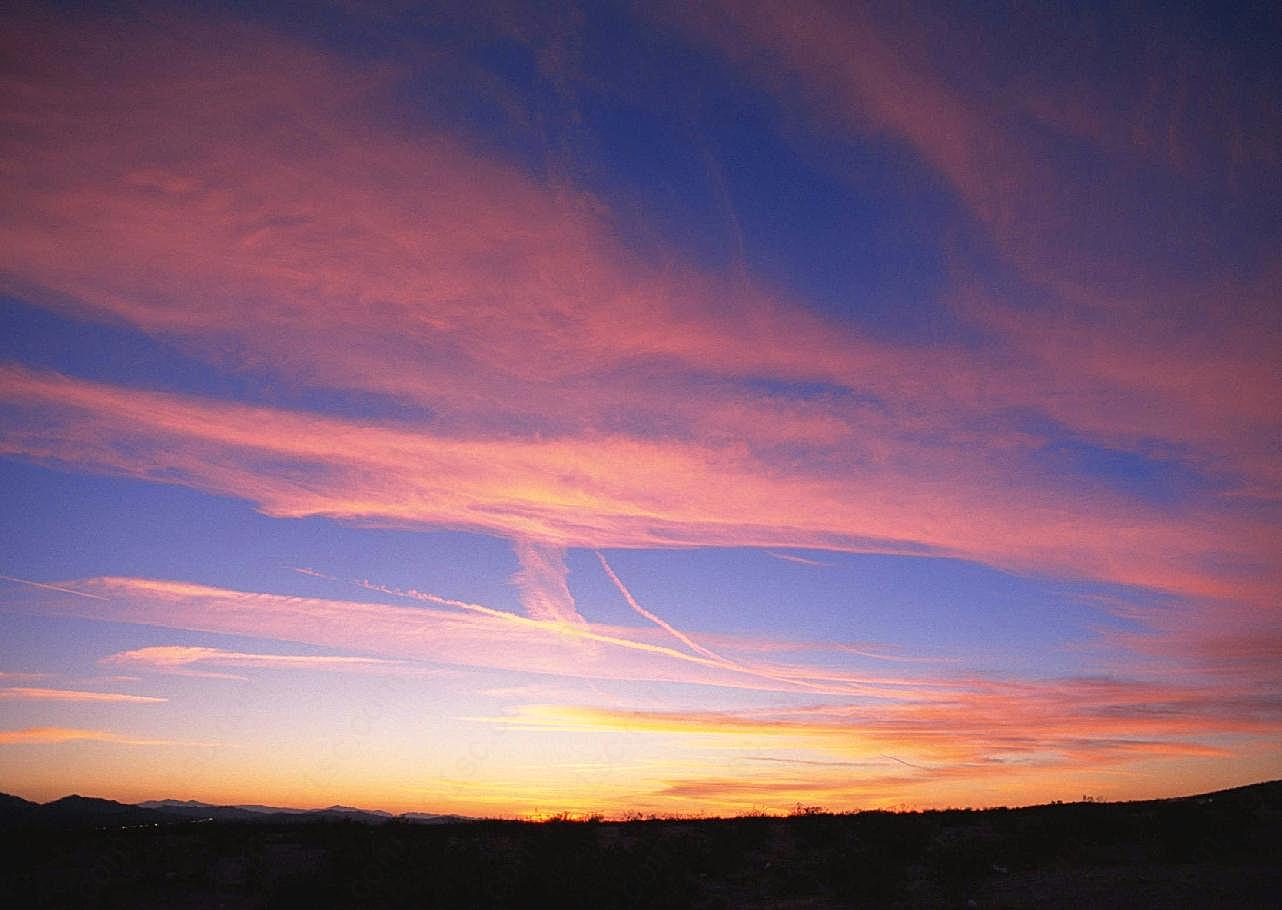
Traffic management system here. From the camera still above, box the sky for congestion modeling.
[1,0,1279,818]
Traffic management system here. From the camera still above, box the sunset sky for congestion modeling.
[1,1,1279,818]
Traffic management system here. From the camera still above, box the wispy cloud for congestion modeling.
[5,575,840,694]
[826,643,960,665]
[659,0,1282,492]
[512,540,586,625]
[765,551,833,568]
[0,5,1277,812]
[0,574,1030,701]
[0,727,214,747]
[0,574,108,600]
[594,552,846,694]
[11,572,1278,732]
[3,571,1274,810]
[0,687,165,703]
[3,364,1267,610]
[289,566,337,581]
[0,12,1275,621]
[596,551,725,663]
[478,693,1257,770]
[100,645,449,680]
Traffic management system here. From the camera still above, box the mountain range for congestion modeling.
[0,793,474,828]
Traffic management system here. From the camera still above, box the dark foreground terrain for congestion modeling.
[1,781,1279,908]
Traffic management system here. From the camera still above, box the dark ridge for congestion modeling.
[22,795,172,829]
[0,792,477,829]
[0,781,1279,906]
[0,792,39,825]
[1187,778,1282,803]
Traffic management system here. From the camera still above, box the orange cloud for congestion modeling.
[480,691,1259,777]
[5,572,1274,812]
[0,727,210,746]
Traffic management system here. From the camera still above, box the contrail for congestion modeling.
[882,754,930,770]
[290,566,337,580]
[353,579,734,669]
[766,551,833,567]
[594,551,727,664]
[0,574,108,600]
[351,576,847,695]
[593,552,837,693]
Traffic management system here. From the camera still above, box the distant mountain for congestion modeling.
[0,792,39,825]
[228,803,310,815]
[0,793,477,828]
[137,798,213,809]
[2,781,1280,832]
[1186,779,1282,807]
[24,795,171,828]
[325,804,392,815]
[314,804,394,819]
[138,800,271,822]
[5,781,1280,909]
[139,800,412,825]
[400,811,478,825]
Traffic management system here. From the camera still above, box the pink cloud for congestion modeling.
[7,574,1276,763]
[100,645,450,680]
[0,687,165,704]
[0,573,1095,703]
[0,574,108,600]
[0,10,1274,622]
[511,541,587,625]
[4,569,1274,809]
[2,365,1270,608]
[0,8,1276,712]
[479,687,1263,780]
[7,575,887,695]
[655,0,1282,500]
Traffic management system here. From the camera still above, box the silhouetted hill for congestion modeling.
[137,799,212,809]
[1,781,1278,906]
[27,795,171,828]
[138,800,273,822]
[1189,778,1282,805]
[227,803,310,814]
[0,792,39,824]
[308,805,394,823]
[0,794,477,829]
[400,811,476,825]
